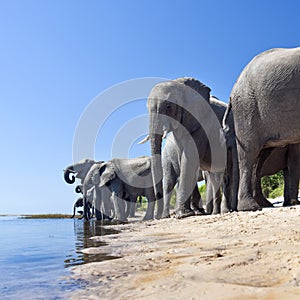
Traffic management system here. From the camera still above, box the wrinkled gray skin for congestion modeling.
[229,47,300,211]
[157,132,206,218]
[64,158,98,185]
[83,157,156,222]
[203,171,229,214]
[81,163,114,221]
[147,78,238,218]
[64,159,109,220]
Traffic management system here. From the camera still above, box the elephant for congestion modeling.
[71,197,84,218]
[82,156,156,222]
[155,131,206,218]
[227,47,300,211]
[64,158,101,184]
[72,185,102,220]
[70,197,93,219]
[145,77,238,218]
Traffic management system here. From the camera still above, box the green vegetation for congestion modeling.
[199,184,206,203]
[261,171,284,199]
[21,214,74,219]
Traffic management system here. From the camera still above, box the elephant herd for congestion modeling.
[64,47,300,222]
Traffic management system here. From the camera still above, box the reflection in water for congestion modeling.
[65,220,120,267]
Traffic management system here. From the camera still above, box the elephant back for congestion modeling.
[113,157,151,177]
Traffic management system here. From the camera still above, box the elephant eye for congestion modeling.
[166,103,172,110]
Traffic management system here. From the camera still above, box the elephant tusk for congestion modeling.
[162,130,168,140]
[138,135,150,144]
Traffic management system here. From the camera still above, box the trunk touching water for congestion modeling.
[150,133,163,201]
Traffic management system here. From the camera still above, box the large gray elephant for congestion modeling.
[146,77,238,218]
[228,47,300,211]
[82,156,156,222]
[158,131,206,218]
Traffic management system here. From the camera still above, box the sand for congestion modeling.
[69,205,300,299]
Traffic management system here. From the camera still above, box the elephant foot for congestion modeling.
[256,197,273,208]
[237,197,261,212]
[176,208,195,219]
[116,219,128,224]
[283,199,300,206]
[116,217,128,223]
[193,207,207,216]
[161,214,171,218]
[155,212,163,220]
[221,206,231,214]
[191,203,207,215]
[143,215,154,221]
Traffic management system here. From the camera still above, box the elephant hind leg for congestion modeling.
[283,143,300,206]
[237,146,261,211]
[253,148,274,208]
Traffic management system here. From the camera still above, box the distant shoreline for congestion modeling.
[0,214,74,219]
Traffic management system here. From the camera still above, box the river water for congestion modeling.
[0,216,119,299]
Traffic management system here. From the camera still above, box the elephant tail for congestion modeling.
[222,97,232,133]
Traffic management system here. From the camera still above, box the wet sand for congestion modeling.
[70,205,300,299]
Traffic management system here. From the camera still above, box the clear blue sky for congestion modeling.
[1,0,299,214]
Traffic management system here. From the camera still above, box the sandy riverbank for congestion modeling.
[70,205,300,299]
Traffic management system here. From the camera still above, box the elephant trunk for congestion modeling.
[64,166,76,184]
[83,197,92,221]
[70,203,76,218]
[150,133,163,202]
[75,185,82,193]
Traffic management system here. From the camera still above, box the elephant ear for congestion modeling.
[133,157,151,176]
[174,77,211,102]
[99,162,116,187]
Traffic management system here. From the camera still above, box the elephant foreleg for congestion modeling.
[143,190,155,221]
[93,188,103,221]
[190,184,206,215]
[175,163,198,218]
[128,197,137,218]
[160,173,177,219]
[111,181,127,222]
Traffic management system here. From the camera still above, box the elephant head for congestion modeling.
[146,78,211,201]
[63,158,97,184]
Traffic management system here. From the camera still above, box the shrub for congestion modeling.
[261,171,284,199]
